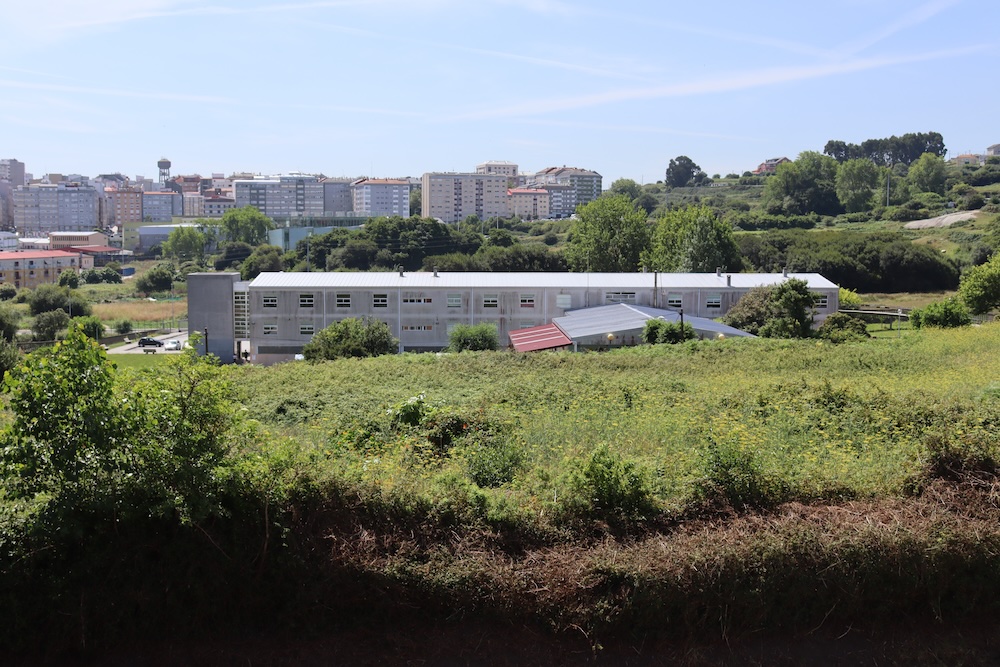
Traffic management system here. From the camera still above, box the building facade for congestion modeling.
[13,182,100,235]
[233,174,325,221]
[0,159,26,187]
[188,271,839,365]
[141,191,183,222]
[421,172,510,223]
[350,178,409,217]
[0,250,92,289]
[507,188,550,220]
[527,167,602,217]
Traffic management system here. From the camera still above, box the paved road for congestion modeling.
[109,331,190,355]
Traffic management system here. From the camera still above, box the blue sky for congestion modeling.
[1,0,996,185]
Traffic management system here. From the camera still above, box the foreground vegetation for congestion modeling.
[5,325,1000,660]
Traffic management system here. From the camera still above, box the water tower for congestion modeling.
[157,157,171,184]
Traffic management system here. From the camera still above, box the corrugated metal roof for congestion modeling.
[508,323,572,352]
[247,271,838,290]
[554,304,754,339]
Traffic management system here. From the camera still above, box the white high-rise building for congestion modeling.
[233,173,324,220]
[421,172,510,223]
[350,178,410,217]
[13,182,100,235]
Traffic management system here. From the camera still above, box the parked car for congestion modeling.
[137,337,164,347]
[165,340,182,351]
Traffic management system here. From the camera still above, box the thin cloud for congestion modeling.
[834,0,963,57]
[514,119,762,143]
[0,79,233,104]
[446,45,989,121]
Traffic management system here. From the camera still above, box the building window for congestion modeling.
[300,324,315,336]
[667,293,683,308]
[263,296,277,308]
[299,293,314,308]
[401,324,433,331]
[483,294,498,308]
[263,324,277,335]
[605,291,636,305]
[706,293,722,309]
[373,294,388,308]
[447,293,462,308]
[813,294,829,309]
[402,297,432,304]
[519,293,535,308]
[336,293,351,308]
[556,294,572,309]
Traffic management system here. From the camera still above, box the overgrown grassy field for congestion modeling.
[8,325,1000,662]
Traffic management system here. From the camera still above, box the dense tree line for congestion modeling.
[738,229,960,292]
[823,131,946,166]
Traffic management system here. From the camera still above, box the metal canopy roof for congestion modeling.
[508,323,572,352]
[554,304,755,339]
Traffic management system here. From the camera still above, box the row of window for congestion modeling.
[261,291,831,311]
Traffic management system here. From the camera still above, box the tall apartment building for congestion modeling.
[528,166,602,217]
[476,161,518,177]
[13,182,100,235]
[508,188,550,220]
[322,179,354,215]
[0,159,26,186]
[421,172,510,223]
[233,173,324,221]
[183,192,205,217]
[351,178,410,217]
[141,191,183,222]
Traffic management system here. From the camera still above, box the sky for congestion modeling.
[1,0,997,186]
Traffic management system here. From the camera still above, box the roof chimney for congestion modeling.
[782,267,788,277]
[433,266,439,277]
[726,274,731,287]
[716,267,721,277]
[397,265,404,277]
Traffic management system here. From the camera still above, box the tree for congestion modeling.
[642,319,695,344]
[448,323,499,352]
[135,263,175,293]
[762,151,842,216]
[302,317,397,361]
[409,188,422,217]
[910,297,971,328]
[958,253,1000,314]
[824,132,946,166]
[816,313,870,342]
[721,278,817,338]
[608,178,641,201]
[564,195,650,272]
[100,266,122,284]
[0,305,19,342]
[665,156,705,188]
[58,270,79,288]
[835,158,880,212]
[32,309,70,341]
[0,284,16,301]
[220,206,275,246]
[908,152,947,195]
[240,245,285,280]
[643,205,741,272]
[27,283,91,317]
[162,226,206,261]
[71,315,104,340]
[214,241,254,270]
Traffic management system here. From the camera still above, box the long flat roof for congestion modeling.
[554,304,754,338]
[248,271,839,290]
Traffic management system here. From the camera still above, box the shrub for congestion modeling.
[562,445,656,522]
[136,263,175,293]
[448,323,499,352]
[816,312,870,342]
[463,438,525,488]
[0,305,19,342]
[910,297,971,328]
[32,309,70,341]
[58,270,80,288]
[838,287,863,310]
[114,319,133,335]
[302,317,398,361]
[696,441,785,511]
[71,315,105,341]
[0,284,16,301]
[642,319,695,344]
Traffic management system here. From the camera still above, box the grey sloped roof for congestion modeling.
[554,304,754,339]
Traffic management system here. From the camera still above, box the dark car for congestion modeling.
[137,337,164,347]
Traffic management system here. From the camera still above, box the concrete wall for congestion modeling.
[188,272,240,362]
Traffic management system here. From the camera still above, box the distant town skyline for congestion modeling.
[1,0,996,185]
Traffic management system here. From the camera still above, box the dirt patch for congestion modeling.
[904,211,978,229]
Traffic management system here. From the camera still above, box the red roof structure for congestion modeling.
[508,323,571,352]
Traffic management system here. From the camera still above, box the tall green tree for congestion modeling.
[665,156,705,188]
[221,206,275,246]
[240,245,285,280]
[565,195,650,272]
[721,278,817,338]
[643,205,741,272]
[907,152,947,195]
[762,152,842,216]
[162,226,207,261]
[835,158,880,212]
[607,178,641,201]
[959,252,1000,314]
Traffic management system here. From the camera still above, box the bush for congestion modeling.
[26,284,92,317]
[562,445,656,522]
[448,323,499,352]
[0,305,20,342]
[302,316,398,361]
[910,297,971,328]
[642,319,695,344]
[136,263,175,293]
[58,270,80,288]
[0,284,16,301]
[463,438,525,488]
[71,315,105,341]
[114,319,134,335]
[32,309,70,341]
[696,441,786,511]
[816,312,870,342]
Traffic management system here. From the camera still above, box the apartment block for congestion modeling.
[233,173,324,220]
[142,191,183,222]
[0,159,26,186]
[351,178,409,217]
[13,182,100,235]
[508,188,550,220]
[421,172,510,223]
[476,160,518,177]
[322,179,354,215]
[0,250,92,289]
[528,167,602,217]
